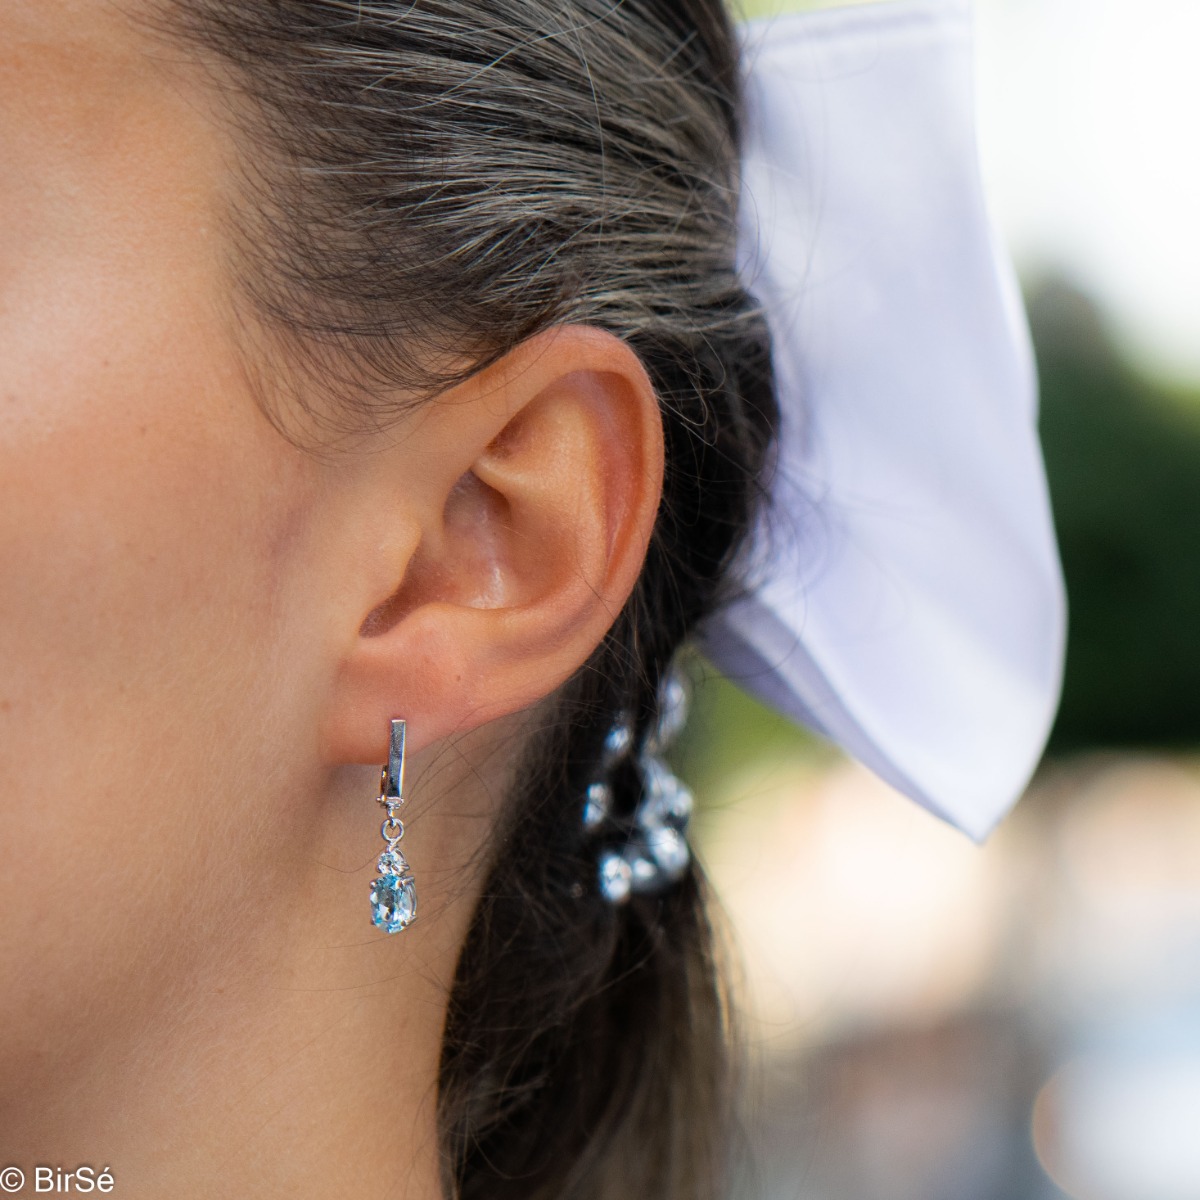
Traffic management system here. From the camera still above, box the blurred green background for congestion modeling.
[1029,280,1200,749]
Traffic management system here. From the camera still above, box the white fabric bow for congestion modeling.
[704,0,1067,840]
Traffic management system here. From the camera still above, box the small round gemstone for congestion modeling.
[602,720,633,768]
[597,850,633,904]
[645,825,690,880]
[654,673,689,744]
[645,783,693,830]
[377,848,409,876]
[582,781,612,832]
[666,782,695,827]
[639,757,694,829]
[370,873,417,933]
[627,849,660,890]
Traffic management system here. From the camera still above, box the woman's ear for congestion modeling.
[321,326,664,765]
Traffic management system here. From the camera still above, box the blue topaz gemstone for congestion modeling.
[370,873,416,933]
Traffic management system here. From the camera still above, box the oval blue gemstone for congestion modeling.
[370,873,416,933]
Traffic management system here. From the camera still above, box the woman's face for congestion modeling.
[0,4,663,1165]
[0,2,359,1083]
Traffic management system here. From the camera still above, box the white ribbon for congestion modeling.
[705,0,1067,840]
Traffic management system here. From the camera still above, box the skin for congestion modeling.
[0,4,664,1196]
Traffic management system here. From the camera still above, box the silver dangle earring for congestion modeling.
[369,718,417,933]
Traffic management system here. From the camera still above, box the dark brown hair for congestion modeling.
[159,2,778,1196]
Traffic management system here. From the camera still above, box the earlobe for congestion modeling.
[321,327,664,766]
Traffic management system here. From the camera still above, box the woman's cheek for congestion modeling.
[0,241,324,1075]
